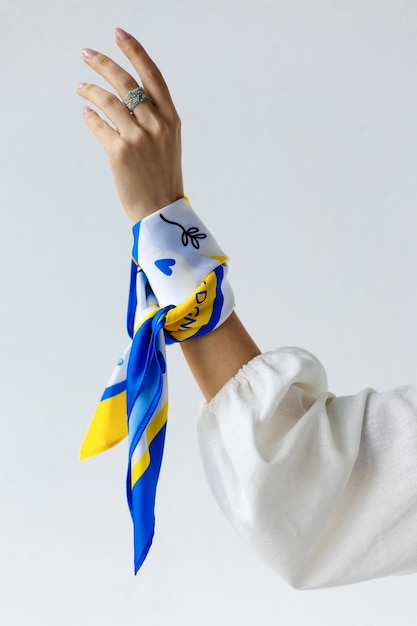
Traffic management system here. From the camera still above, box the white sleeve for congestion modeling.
[197,346,417,589]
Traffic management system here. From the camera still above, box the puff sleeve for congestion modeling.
[197,347,417,589]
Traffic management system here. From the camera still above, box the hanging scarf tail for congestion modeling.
[126,312,170,572]
[79,345,130,459]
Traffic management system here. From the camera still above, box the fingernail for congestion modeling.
[77,82,88,90]
[82,48,98,59]
[115,27,131,41]
[82,106,93,115]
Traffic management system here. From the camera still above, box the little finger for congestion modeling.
[80,106,116,154]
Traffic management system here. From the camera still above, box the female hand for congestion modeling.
[77,28,184,223]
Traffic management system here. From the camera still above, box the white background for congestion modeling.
[1,0,417,624]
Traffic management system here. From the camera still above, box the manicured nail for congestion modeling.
[82,48,98,59]
[82,106,93,115]
[115,27,131,41]
[77,82,88,90]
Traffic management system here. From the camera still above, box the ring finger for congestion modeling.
[77,82,136,135]
[81,48,155,127]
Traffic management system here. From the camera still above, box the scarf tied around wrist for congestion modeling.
[80,204,234,573]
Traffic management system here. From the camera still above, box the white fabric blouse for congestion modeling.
[197,347,417,589]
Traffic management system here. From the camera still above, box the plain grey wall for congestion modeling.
[1,0,417,624]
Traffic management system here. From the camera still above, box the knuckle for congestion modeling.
[153,117,168,137]
[173,113,181,130]
[86,113,105,135]
[145,64,162,83]
[92,116,105,131]
[130,39,145,56]
[164,111,181,133]
[122,78,139,93]
[128,127,145,147]
[95,54,112,70]
[110,139,128,162]
[102,92,120,108]
[110,132,146,162]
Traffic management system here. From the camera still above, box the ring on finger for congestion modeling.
[122,86,150,113]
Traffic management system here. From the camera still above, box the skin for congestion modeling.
[78,28,260,401]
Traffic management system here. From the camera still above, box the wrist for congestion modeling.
[122,197,182,223]
[121,182,184,223]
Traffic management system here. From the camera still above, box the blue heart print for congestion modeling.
[155,258,176,276]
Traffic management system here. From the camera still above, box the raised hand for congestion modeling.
[77,28,184,223]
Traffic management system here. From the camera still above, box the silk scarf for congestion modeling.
[80,198,234,572]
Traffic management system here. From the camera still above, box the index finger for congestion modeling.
[114,28,177,119]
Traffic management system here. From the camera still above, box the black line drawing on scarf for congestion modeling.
[160,214,207,249]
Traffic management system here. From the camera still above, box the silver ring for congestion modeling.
[122,87,150,112]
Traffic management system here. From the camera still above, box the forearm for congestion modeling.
[180,311,261,401]
[78,31,260,402]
